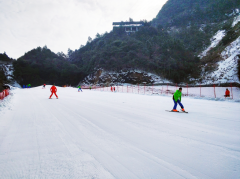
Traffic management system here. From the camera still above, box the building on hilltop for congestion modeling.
[112,21,144,33]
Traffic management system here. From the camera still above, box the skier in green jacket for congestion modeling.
[172,87,185,112]
[78,85,82,92]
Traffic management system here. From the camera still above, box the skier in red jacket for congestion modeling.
[49,85,58,99]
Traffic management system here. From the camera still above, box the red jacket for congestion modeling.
[225,90,230,96]
[50,85,57,92]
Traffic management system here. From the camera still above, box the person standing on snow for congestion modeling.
[78,85,82,92]
[43,84,46,89]
[49,85,58,99]
[172,87,185,112]
[224,88,230,97]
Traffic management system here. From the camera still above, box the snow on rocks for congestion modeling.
[199,30,226,58]
[232,14,240,27]
[0,63,20,87]
[80,69,170,86]
[205,36,240,83]
[200,30,240,84]
[221,36,240,59]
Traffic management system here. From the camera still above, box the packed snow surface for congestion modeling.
[0,86,240,178]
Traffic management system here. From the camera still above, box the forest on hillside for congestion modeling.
[13,25,201,86]
[152,0,240,54]
[153,0,240,27]
[69,25,200,83]
[13,47,85,87]
[12,0,240,87]
[0,53,13,91]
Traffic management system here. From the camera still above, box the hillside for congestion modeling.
[69,26,200,84]
[11,0,240,86]
[0,53,14,91]
[150,0,240,84]
[153,0,240,27]
[152,0,240,53]
[199,18,240,84]
[13,46,85,87]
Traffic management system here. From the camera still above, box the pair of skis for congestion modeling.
[166,110,188,113]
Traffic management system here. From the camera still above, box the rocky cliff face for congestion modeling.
[79,69,170,86]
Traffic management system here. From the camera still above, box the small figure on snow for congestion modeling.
[114,87,116,92]
[224,88,230,97]
[172,87,185,112]
[42,84,46,89]
[78,85,82,92]
[49,85,58,99]
[89,86,92,90]
[111,86,113,92]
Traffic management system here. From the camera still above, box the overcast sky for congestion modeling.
[0,0,168,59]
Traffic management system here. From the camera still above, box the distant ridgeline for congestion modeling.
[0,53,13,64]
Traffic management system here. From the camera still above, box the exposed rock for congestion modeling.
[79,69,169,86]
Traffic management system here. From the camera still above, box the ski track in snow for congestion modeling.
[0,86,240,178]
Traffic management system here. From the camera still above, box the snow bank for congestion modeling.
[0,88,16,112]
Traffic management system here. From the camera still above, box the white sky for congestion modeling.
[0,0,168,59]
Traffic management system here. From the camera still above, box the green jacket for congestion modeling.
[173,90,182,102]
[78,86,81,88]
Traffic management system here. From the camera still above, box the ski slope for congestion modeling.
[0,86,240,179]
